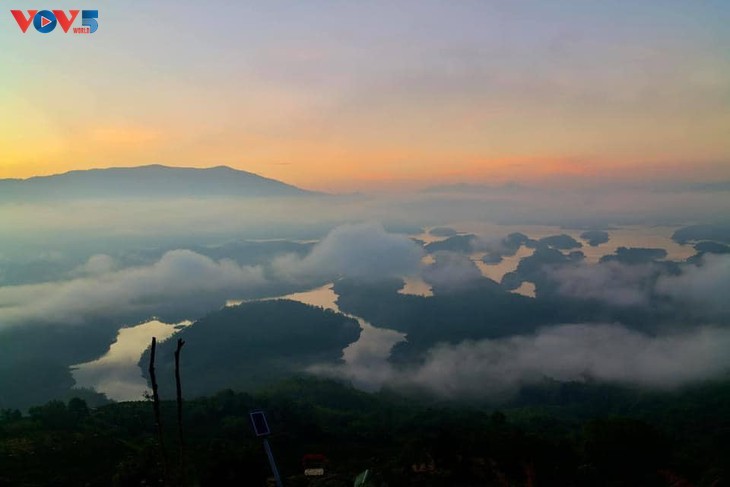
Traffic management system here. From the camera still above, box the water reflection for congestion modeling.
[399,277,434,297]
[280,284,339,310]
[72,319,190,401]
[472,246,535,282]
[284,284,406,389]
[467,223,693,284]
[285,284,406,391]
[577,225,694,263]
[512,281,536,298]
[74,284,406,401]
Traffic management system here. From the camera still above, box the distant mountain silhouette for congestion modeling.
[422,182,527,193]
[0,165,320,200]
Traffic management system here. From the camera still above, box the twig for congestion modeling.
[174,338,186,485]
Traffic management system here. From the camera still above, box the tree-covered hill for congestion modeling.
[1,377,728,486]
[142,300,361,399]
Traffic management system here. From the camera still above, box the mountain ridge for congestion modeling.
[0,165,321,200]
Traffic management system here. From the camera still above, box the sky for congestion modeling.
[1,0,729,191]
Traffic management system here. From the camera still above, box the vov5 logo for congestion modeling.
[11,10,98,34]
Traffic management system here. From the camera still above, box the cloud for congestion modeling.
[309,318,406,392]
[421,251,483,290]
[656,254,730,314]
[0,224,426,329]
[71,254,118,276]
[404,324,730,397]
[0,250,267,328]
[548,254,730,315]
[312,323,730,398]
[272,222,424,282]
[548,261,655,306]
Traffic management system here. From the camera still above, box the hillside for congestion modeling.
[142,300,361,398]
[2,377,729,485]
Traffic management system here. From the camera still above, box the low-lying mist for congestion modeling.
[0,179,728,407]
[312,323,730,399]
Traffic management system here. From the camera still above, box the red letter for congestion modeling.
[53,10,80,33]
[11,10,37,33]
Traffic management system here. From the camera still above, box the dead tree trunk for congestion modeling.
[174,338,186,485]
[148,337,168,483]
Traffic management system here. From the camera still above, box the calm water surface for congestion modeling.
[71,319,190,401]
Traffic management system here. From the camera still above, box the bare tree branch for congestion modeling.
[148,337,168,483]
[174,338,186,485]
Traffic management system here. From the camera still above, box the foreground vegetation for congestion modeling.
[1,377,728,486]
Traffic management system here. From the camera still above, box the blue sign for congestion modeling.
[250,410,271,437]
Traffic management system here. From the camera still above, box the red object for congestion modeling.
[302,454,327,467]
